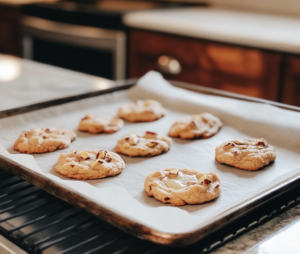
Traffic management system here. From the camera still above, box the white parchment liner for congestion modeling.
[0,71,300,234]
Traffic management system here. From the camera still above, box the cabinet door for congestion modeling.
[129,29,281,101]
[0,5,21,56]
[282,56,300,107]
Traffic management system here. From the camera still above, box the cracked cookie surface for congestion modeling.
[78,114,123,134]
[144,168,221,206]
[14,127,76,154]
[215,138,276,170]
[116,131,171,157]
[168,113,222,139]
[55,149,125,180]
[118,100,165,122]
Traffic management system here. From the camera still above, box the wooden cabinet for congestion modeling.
[281,56,300,107]
[0,5,21,56]
[129,29,281,101]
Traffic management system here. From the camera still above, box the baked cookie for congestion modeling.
[169,113,222,139]
[118,100,165,122]
[116,131,171,157]
[14,127,76,154]
[215,138,276,170]
[55,149,125,180]
[144,168,221,206]
[78,114,123,134]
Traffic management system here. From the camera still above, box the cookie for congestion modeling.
[78,114,123,134]
[116,131,171,157]
[144,168,221,206]
[215,138,276,170]
[55,149,125,180]
[118,99,165,122]
[169,113,222,139]
[14,127,76,154]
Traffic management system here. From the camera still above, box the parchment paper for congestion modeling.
[0,71,300,234]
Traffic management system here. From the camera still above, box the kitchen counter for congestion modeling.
[0,54,113,111]
[124,7,300,54]
[1,55,300,253]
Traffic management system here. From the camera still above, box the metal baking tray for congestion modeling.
[0,79,300,247]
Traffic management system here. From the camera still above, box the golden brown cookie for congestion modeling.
[144,168,221,206]
[168,113,222,139]
[215,138,276,170]
[78,114,123,134]
[118,100,165,122]
[116,131,171,157]
[55,149,125,180]
[14,127,76,154]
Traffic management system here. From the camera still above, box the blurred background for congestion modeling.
[0,0,300,106]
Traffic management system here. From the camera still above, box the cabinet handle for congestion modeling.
[157,55,182,75]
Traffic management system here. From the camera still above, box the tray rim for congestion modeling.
[0,79,300,246]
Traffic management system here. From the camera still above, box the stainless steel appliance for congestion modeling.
[22,15,126,80]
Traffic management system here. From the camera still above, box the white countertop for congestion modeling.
[124,7,300,54]
[0,55,113,111]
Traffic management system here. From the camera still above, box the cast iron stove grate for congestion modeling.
[0,167,300,254]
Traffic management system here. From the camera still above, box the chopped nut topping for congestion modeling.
[89,160,98,167]
[79,151,90,160]
[215,184,220,189]
[38,137,43,145]
[129,134,139,146]
[146,131,157,135]
[237,145,247,150]
[204,179,212,184]
[146,141,158,148]
[255,146,264,150]
[257,141,265,146]
[105,156,112,163]
[232,140,245,145]
[72,150,78,155]
[45,128,52,133]
[225,142,235,147]
[199,174,213,184]
[125,136,130,141]
[55,129,62,135]
[97,150,107,160]
[169,168,179,176]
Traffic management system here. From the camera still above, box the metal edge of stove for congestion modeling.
[1,79,300,248]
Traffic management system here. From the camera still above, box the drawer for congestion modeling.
[129,29,281,101]
[282,55,300,107]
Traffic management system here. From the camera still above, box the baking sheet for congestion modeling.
[0,71,300,235]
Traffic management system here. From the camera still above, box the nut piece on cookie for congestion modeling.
[144,168,221,206]
[14,127,76,154]
[55,149,125,180]
[78,114,123,134]
[116,131,171,157]
[215,138,276,171]
[168,113,222,139]
[118,99,165,122]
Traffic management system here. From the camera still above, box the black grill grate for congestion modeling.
[1,167,300,254]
